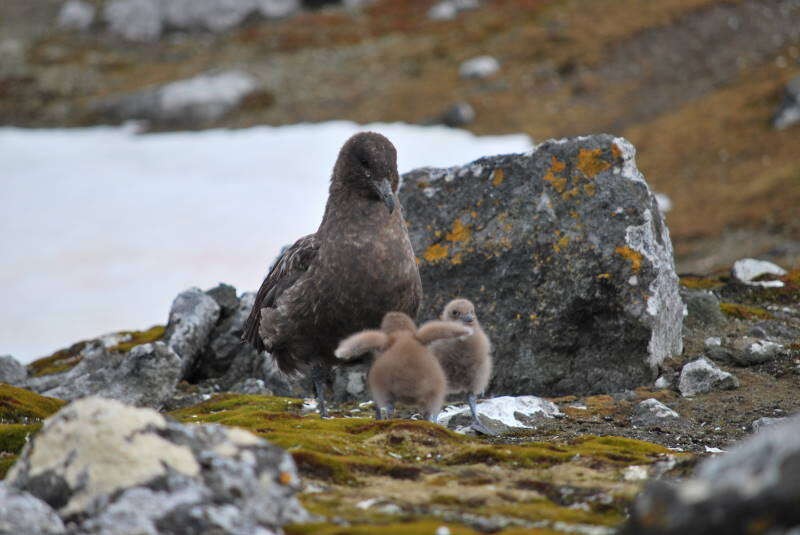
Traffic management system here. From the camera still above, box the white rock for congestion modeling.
[654,192,672,214]
[732,258,787,287]
[632,398,680,427]
[459,55,500,79]
[679,357,739,397]
[105,0,163,42]
[704,337,722,348]
[623,465,649,481]
[654,375,672,390]
[427,0,479,20]
[58,0,96,31]
[257,0,301,18]
[162,0,257,33]
[157,70,257,123]
[438,395,561,429]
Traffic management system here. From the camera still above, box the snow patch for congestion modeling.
[438,396,561,429]
[732,258,787,287]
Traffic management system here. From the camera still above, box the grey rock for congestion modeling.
[0,39,29,79]
[400,135,683,396]
[751,416,788,433]
[191,289,252,380]
[331,362,370,402]
[105,0,163,42]
[624,414,800,534]
[6,397,309,532]
[0,482,65,535]
[459,55,500,79]
[439,101,475,127]
[95,70,256,127]
[427,0,479,20]
[654,373,674,390]
[731,258,787,287]
[165,287,222,378]
[631,398,681,427]
[230,378,273,395]
[680,288,726,329]
[439,396,562,434]
[0,355,27,385]
[57,0,96,31]
[256,0,301,18]
[162,0,257,33]
[772,76,800,130]
[730,337,784,366]
[41,341,181,408]
[206,283,241,317]
[678,357,739,396]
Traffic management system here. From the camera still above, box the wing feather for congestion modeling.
[242,234,319,351]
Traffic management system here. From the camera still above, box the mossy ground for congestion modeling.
[170,394,676,533]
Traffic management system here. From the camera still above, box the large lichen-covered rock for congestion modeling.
[624,414,800,535]
[400,135,683,396]
[0,355,27,385]
[5,397,308,534]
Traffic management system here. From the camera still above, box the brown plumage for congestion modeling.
[430,299,494,434]
[241,132,423,417]
[335,312,472,421]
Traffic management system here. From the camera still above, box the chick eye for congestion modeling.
[452,311,460,317]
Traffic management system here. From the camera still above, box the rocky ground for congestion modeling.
[1,138,798,531]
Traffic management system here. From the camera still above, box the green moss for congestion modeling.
[719,302,773,320]
[107,325,165,352]
[0,384,65,423]
[284,521,485,535]
[0,455,17,479]
[0,424,39,453]
[28,340,88,377]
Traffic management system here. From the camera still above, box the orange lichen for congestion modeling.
[583,182,597,196]
[553,235,570,253]
[279,472,293,485]
[615,246,643,272]
[446,218,472,243]
[423,243,449,262]
[563,187,581,200]
[492,168,505,186]
[611,143,623,161]
[451,252,463,265]
[577,148,612,178]
[543,156,568,193]
[597,273,611,279]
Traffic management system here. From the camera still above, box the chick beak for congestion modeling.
[373,178,395,214]
[463,314,475,324]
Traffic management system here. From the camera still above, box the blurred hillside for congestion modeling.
[2,0,799,272]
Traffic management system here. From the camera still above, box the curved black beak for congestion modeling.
[373,178,395,214]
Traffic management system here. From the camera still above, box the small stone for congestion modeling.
[772,75,800,130]
[654,375,673,390]
[439,101,476,127]
[681,289,726,329]
[730,337,784,366]
[0,355,27,385]
[58,0,96,31]
[427,0,479,20]
[751,416,788,433]
[105,0,163,42]
[459,55,500,79]
[632,398,681,427]
[732,258,787,287]
[679,357,739,396]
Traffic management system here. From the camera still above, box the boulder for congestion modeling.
[624,414,800,535]
[0,482,65,535]
[438,396,562,434]
[39,341,182,408]
[732,258,787,287]
[5,397,308,533]
[94,71,257,127]
[400,135,683,396]
[730,338,784,366]
[165,287,222,377]
[678,357,739,396]
[57,0,96,31]
[751,416,788,433]
[772,75,800,130]
[0,355,27,385]
[631,398,681,427]
[680,288,726,330]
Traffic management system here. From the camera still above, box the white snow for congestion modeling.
[0,122,531,363]
[438,395,561,429]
